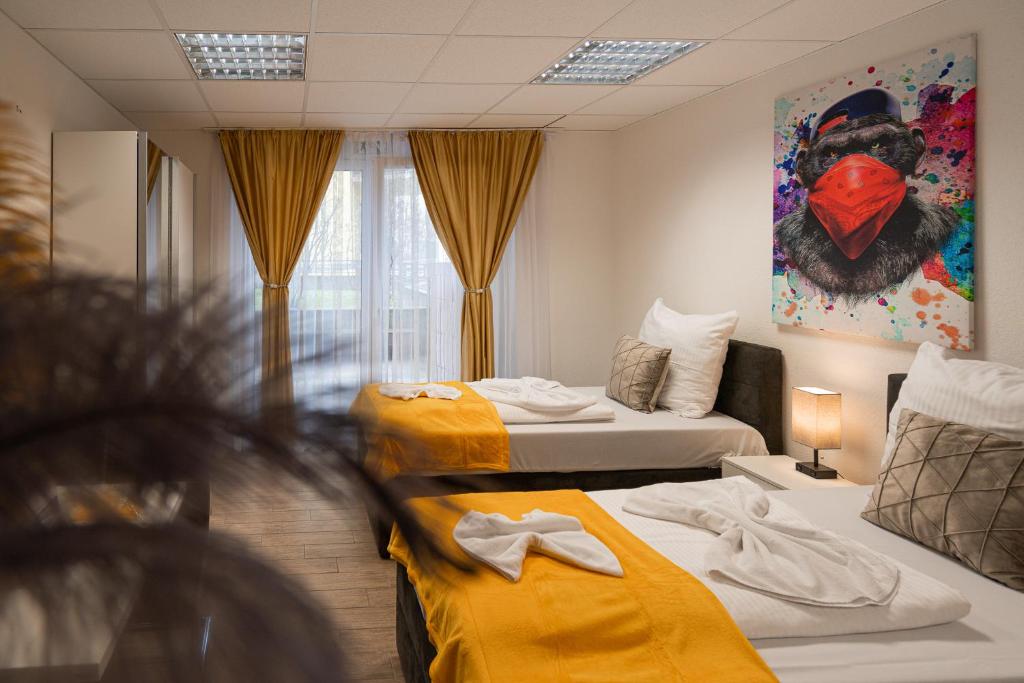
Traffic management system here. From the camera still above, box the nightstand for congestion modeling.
[721,455,857,491]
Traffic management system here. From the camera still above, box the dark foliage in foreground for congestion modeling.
[0,106,457,681]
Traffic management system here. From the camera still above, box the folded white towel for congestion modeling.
[491,401,615,424]
[623,478,899,608]
[468,377,596,413]
[453,509,623,582]
[378,383,462,401]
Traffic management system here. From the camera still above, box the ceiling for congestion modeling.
[1,0,944,131]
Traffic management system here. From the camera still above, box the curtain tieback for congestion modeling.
[465,287,488,295]
[264,282,287,289]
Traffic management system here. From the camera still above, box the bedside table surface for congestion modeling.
[723,455,858,490]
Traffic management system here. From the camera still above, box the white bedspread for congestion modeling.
[623,478,899,608]
[754,487,1024,683]
[506,387,767,471]
[590,487,970,640]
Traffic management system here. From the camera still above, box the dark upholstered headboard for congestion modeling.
[887,373,908,433]
[714,340,783,454]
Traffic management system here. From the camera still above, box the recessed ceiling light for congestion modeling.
[175,33,306,81]
[533,40,706,85]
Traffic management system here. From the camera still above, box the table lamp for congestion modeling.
[792,386,841,479]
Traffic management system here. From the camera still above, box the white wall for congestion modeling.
[51,131,141,278]
[0,11,217,289]
[610,0,1024,483]
[541,131,618,386]
[0,10,133,245]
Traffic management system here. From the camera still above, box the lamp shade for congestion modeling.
[792,386,842,450]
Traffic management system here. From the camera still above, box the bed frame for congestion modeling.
[367,338,783,558]
[391,371,905,683]
[887,374,908,428]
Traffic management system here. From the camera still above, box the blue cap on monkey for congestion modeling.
[810,87,903,141]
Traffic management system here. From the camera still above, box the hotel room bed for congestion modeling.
[367,339,783,557]
[395,484,1024,683]
[392,373,1024,682]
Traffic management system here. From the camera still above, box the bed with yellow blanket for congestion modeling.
[389,489,776,683]
[351,381,510,478]
[353,340,785,559]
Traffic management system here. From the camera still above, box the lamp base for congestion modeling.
[795,461,838,479]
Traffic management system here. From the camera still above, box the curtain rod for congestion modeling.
[201,127,555,132]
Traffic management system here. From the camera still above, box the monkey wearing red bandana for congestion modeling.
[775,88,957,300]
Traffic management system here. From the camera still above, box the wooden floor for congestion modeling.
[210,479,402,682]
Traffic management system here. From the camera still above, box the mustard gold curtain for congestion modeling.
[409,130,543,381]
[146,140,162,201]
[218,129,344,407]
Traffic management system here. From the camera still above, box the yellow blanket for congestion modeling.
[389,489,777,683]
[351,382,509,477]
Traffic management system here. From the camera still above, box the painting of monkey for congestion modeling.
[773,36,975,350]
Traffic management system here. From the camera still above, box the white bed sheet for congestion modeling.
[592,485,1024,683]
[507,386,768,472]
[592,487,969,638]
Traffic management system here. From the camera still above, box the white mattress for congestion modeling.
[594,485,1024,683]
[506,386,768,472]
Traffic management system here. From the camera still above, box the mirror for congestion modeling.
[142,140,195,312]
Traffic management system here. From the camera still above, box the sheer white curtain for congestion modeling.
[221,130,540,407]
[495,148,551,379]
[289,132,463,398]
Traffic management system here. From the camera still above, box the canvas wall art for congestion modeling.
[772,36,976,350]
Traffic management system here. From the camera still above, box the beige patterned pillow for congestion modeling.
[606,335,671,413]
[862,409,1024,590]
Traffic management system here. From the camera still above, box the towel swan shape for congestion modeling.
[453,509,623,582]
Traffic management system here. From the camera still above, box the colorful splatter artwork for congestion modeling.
[772,36,976,350]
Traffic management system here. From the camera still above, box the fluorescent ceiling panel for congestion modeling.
[534,40,706,85]
[176,32,306,80]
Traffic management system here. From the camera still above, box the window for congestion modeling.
[230,132,515,407]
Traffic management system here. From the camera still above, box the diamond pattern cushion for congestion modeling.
[606,335,672,413]
[863,409,1024,590]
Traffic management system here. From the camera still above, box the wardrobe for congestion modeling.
[51,130,195,304]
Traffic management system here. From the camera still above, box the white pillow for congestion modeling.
[637,298,738,418]
[882,341,1024,468]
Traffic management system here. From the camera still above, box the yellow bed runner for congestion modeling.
[351,382,509,477]
[389,489,777,683]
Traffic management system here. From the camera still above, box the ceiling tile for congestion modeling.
[153,0,311,32]
[398,84,516,114]
[727,0,942,41]
[216,112,303,128]
[469,114,561,128]
[88,80,207,112]
[303,113,391,128]
[316,0,473,34]
[387,114,476,128]
[200,81,305,112]
[0,0,162,29]
[307,34,444,81]
[551,114,642,130]
[642,39,830,85]
[577,84,718,115]
[422,36,577,84]
[306,82,411,113]
[126,112,217,130]
[457,0,631,37]
[30,30,191,79]
[491,84,620,114]
[594,0,789,40]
